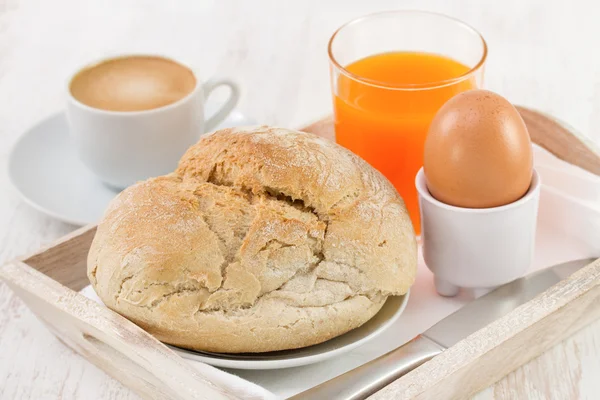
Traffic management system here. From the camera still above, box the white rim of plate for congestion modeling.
[169,292,410,370]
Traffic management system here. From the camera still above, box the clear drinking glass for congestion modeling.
[329,11,486,234]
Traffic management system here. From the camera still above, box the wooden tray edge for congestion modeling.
[368,258,600,399]
[0,260,242,400]
[301,107,600,177]
[516,106,600,176]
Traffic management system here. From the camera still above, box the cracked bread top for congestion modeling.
[88,126,417,353]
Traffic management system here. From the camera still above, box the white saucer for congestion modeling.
[8,106,256,226]
[169,293,409,370]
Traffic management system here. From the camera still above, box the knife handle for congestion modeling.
[288,335,444,400]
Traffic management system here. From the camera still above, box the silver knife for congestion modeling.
[289,258,596,400]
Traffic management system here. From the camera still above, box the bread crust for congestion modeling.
[88,126,417,353]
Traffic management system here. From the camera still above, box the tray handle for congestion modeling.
[0,261,241,400]
[516,106,600,176]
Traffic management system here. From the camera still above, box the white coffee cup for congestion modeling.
[66,55,240,189]
[416,167,541,297]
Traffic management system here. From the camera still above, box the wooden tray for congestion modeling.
[2,107,600,400]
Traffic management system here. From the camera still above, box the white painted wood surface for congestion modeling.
[1,0,600,398]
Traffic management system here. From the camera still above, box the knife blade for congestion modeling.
[289,258,596,400]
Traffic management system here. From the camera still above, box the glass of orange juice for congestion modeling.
[329,11,486,234]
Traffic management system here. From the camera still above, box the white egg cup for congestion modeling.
[416,168,541,297]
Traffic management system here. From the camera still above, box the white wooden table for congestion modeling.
[1,0,600,398]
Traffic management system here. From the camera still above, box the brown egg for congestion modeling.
[423,90,533,208]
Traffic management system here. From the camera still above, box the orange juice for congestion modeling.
[334,52,478,233]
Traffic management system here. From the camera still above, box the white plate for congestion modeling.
[80,283,409,371]
[169,293,409,370]
[8,106,256,226]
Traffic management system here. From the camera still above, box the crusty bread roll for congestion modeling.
[88,126,417,353]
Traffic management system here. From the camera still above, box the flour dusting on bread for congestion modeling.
[88,126,417,353]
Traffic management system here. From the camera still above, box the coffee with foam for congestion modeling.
[70,56,196,112]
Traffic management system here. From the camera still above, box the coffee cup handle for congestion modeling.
[202,78,241,132]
